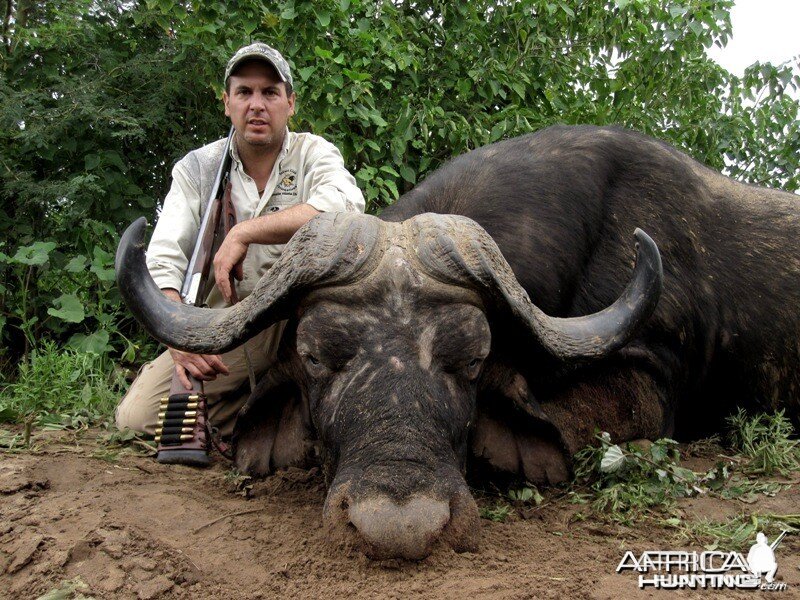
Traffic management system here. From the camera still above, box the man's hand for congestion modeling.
[162,288,230,389]
[212,203,320,304]
[213,228,247,304]
[168,347,230,390]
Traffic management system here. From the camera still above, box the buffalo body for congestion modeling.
[116,125,799,559]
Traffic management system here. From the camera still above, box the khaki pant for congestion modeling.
[115,323,285,437]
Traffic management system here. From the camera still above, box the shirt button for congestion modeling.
[269,206,280,212]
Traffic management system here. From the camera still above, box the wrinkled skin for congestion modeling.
[117,209,661,559]
[232,244,569,558]
[298,266,488,558]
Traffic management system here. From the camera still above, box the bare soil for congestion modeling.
[1,429,798,600]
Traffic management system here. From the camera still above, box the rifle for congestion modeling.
[770,530,789,551]
[155,126,238,466]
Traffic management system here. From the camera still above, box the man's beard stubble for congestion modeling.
[241,128,284,153]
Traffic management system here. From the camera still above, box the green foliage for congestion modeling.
[479,501,513,523]
[574,416,800,525]
[573,433,704,521]
[727,409,800,476]
[1,0,798,385]
[0,341,126,431]
[92,427,155,461]
[509,485,543,506]
[674,514,797,552]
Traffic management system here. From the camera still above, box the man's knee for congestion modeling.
[115,388,158,435]
[114,357,171,435]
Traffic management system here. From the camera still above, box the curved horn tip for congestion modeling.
[633,227,652,245]
[632,228,661,264]
[125,216,148,246]
[116,217,149,273]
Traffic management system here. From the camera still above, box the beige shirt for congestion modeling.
[146,129,365,307]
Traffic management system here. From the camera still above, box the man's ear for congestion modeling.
[288,91,296,117]
[470,360,571,485]
[223,91,231,117]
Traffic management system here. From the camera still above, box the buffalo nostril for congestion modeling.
[346,495,451,560]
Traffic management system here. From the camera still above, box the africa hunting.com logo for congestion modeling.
[616,531,790,591]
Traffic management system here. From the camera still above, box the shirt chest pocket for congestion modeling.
[263,192,300,214]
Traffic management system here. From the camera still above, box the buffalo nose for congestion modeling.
[347,495,451,560]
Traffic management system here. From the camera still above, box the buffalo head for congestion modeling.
[116,212,661,559]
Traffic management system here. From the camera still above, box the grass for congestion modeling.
[727,408,800,476]
[673,513,799,552]
[0,341,126,445]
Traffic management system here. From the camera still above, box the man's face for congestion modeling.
[223,60,296,150]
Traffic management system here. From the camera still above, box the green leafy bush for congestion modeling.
[1,0,797,399]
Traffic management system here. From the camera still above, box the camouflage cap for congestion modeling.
[224,42,293,87]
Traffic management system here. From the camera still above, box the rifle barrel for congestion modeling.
[770,530,789,551]
[180,126,235,305]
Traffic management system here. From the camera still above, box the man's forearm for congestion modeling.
[162,288,182,303]
[231,202,319,246]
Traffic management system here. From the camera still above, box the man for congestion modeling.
[116,42,365,438]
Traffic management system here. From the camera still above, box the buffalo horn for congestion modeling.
[115,213,381,355]
[410,214,662,360]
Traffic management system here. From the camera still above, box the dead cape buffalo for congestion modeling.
[116,125,799,560]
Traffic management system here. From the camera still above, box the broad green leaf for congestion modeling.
[489,121,506,142]
[298,66,315,82]
[85,154,101,170]
[379,165,400,177]
[12,242,57,266]
[399,165,416,184]
[314,46,333,60]
[67,330,112,355]
[91,246,116,281]
[316,10,331,27]
[600,444,626,473]
[65,255,88,272]
[48,294,86,323]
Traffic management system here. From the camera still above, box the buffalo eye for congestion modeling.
[465,357,484,380]
[301,352,328,376]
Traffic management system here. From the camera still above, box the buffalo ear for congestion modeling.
[470,362,571,485]
[232,363,318,477]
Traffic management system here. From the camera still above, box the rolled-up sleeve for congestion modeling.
[146,162,202,291]
[303,140,365,214]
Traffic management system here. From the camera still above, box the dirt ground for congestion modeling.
[1,429,799,600]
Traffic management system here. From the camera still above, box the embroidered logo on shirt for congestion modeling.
[274,169,298,195]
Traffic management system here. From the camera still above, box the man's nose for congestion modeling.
[249,92,267,111]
